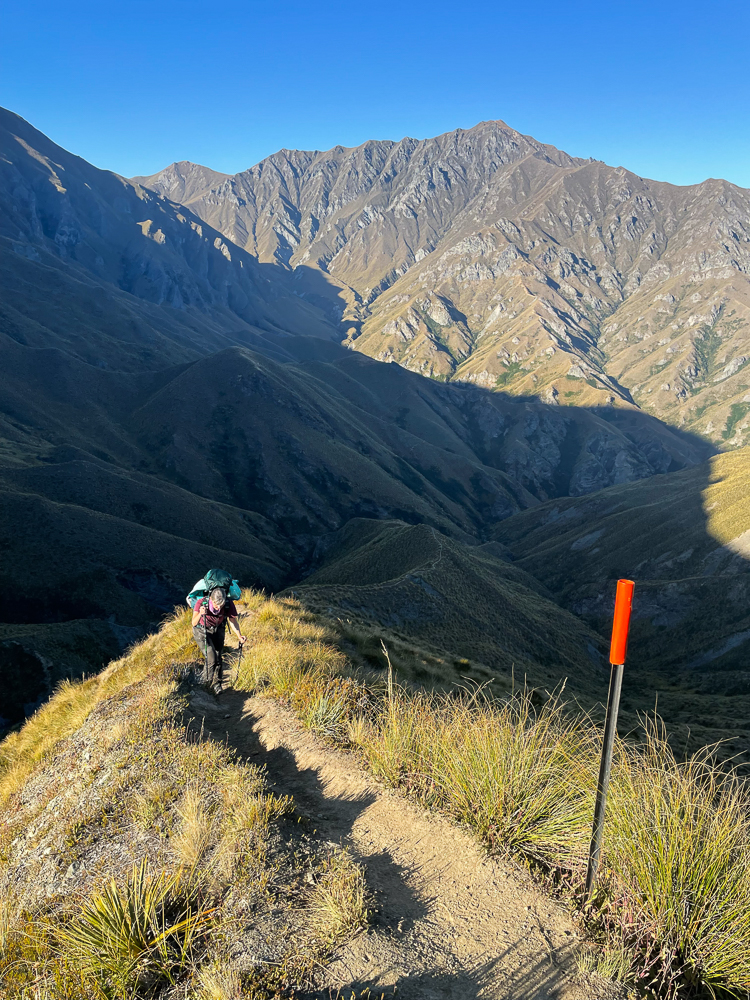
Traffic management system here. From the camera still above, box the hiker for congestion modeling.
[191,586,246,694]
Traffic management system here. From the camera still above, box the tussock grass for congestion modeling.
[4,590,749,997]
[365,692,596,866]
[60,859,212,994]
[605,727,750,995]
[0,895,18,958]
[172,786,215,870]
[235,589,750,998]
[131,776,180,832]
[309,849,370,943]
[0,605,307,997]
[194,960,242,1000]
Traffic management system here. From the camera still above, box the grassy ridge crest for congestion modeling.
[236,591,750,998]
[2,593,750,997]
[0,607,370,998]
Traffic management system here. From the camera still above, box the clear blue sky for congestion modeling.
[2,0,748,187]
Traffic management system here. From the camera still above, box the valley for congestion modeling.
[0,104,748,770]
[1,97,750,1000]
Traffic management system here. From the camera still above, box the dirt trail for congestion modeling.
[191,688,612,1000]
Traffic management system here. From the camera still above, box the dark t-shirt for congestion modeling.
[195,597,237,631]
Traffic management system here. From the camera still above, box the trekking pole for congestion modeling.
[584,579,635,903]
[201,604,209,684]
[234,641,243,688]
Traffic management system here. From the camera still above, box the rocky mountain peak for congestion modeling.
[131,159,230,204]
[133,117,750,449]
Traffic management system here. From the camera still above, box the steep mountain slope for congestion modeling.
[0,108,338,372]
[139,122,750,446]
[0,108,735,752]
[294,518,608,701]
[0,317,708,726]
[493,447,750,762]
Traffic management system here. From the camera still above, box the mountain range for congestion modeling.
[136,123,750,448]
[1,106,748,764]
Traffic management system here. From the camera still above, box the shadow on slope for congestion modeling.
[0,327,733,751]
[493,448,750,765]
[188,688,430,936]
[0,106,353,372]
[292,519,608,705]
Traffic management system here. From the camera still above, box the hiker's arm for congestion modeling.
[191,603,204,628]
[227,616,245,644]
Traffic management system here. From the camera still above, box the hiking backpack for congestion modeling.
[186,568,241,608]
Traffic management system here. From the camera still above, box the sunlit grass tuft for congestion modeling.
[171,785,216,871]
[195,960,242,999]
[59,859,213,994]
[309,849,370,943]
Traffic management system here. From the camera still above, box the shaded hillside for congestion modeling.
[0,107,736,746]
[0,322,710,728]
[0,107,339,372]
[493,448,750,763]
[139,121,750,446]
[294,519,608,702]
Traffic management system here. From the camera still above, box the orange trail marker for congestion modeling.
[585,579,635,901]
[609,578,635,666]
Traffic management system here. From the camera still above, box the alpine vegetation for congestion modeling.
[234,591,750,999]
[0,606,369,998]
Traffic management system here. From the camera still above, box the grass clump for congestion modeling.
[60,859,212,995]
[194,960,242,999]
[309,849,371,944]
[171,786,215,871]
[604,726,750,996]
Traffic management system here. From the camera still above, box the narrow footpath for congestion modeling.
[191,687,618,1000]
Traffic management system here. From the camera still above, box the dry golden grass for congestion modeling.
[171,786,216,871]
[309,849,370,944]
[5,590,750,997]
[0,608,197,808]
[233,588,750,998]
[0,604,307,998]
[194,960,242,999]
[0,895,18,957]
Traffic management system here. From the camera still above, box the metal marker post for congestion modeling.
[584,578,635,901]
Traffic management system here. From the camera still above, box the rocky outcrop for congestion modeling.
[138,124,750,447]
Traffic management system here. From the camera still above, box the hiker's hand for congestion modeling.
[238,635,246,646]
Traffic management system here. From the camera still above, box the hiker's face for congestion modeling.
[211,591,226,608]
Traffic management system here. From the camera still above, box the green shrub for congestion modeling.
[60,859,213,994]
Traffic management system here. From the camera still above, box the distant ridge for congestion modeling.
[1,105,746,761]
[131,159,230,206]
[136,120,750,449]
[0,105,339,373]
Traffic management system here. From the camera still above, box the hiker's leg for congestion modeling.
[193,626,221,687]
[213,625,226,691]
[205,633,221,687]
[192,626,209,683]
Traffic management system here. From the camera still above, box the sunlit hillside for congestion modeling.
[2,593,749,998]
